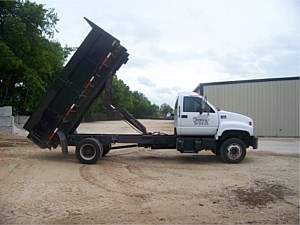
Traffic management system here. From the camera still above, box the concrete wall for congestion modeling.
[14,116,29,127]
[0,107,29,134]
[0,106,14,134]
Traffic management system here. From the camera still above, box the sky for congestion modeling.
[35,0,300,107]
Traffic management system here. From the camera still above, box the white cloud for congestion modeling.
[137,77,156,87]
[38,0,300,106]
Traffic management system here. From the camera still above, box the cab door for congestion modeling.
[179,96,218,135]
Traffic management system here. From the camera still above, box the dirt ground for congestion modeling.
[0,120,299,224]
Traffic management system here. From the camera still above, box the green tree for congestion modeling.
[149,103,160,118]
[112,76,134,112]
[131,91,152,118]
[87,75,160,119]
[0,1,71,114]
[160,103,173,118]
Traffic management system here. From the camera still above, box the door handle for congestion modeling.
[181,115,188,118]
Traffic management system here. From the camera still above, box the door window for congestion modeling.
[183,96,214,113]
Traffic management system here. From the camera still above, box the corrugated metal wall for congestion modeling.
[196,77,299,137]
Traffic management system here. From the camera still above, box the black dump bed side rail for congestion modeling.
[24,18,129,149]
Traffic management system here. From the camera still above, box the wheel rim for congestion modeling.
[80,144,96,160]
[226,143,242,160]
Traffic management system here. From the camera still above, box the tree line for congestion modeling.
[0,1,173,119]
[86,76,174,119]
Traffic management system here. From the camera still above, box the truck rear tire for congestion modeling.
[76,138,103,164]
[220,138,246,163]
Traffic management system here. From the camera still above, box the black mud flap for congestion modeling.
[57,130,68,155]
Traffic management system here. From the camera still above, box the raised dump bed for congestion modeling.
[24,18,129,149]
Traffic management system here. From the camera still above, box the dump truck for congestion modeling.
[24,18,258,164]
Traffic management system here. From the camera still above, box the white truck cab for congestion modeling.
[174,92,257,163]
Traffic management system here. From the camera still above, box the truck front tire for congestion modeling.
[76,138,103,164]
[220,138,246,163]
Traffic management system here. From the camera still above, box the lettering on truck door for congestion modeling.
[180,96,218,135]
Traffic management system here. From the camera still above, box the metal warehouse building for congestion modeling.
[194,76,299,137]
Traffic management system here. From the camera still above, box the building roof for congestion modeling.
[194,76,300,94]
